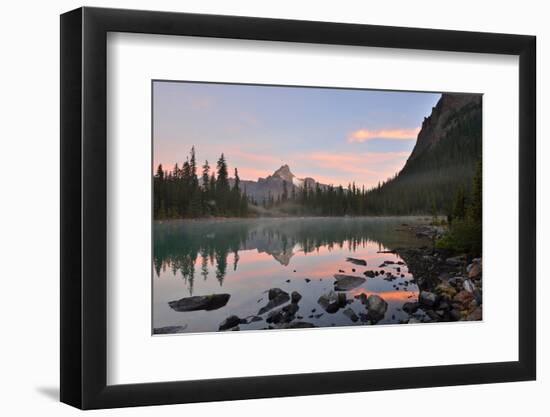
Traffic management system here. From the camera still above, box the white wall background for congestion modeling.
[0,0,546,415]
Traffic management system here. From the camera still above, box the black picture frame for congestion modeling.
[60,6,536,410]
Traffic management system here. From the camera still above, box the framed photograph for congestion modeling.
[60,6,536,409]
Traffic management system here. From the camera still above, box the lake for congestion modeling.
[153,216,432,334]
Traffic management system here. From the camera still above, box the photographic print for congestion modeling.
[152,81,482,335]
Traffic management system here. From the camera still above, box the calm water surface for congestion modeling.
[153,217,430,334]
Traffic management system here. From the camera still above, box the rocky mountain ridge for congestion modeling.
[230,164,324,203]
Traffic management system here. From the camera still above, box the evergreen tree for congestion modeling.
[216,153,230,213]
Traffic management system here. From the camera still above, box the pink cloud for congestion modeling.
[348,127,420,143]
[293,151,411,188]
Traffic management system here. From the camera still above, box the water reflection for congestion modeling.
[154,217,423,293]
[153,217,429,333]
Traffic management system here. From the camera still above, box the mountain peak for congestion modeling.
[272,164,294,182]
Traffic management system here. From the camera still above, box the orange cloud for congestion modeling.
[348,127,420,143]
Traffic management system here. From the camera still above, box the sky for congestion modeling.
[153,81,441,190]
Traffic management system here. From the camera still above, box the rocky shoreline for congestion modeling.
[395,247,482,323]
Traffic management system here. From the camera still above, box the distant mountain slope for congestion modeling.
[230,164,324,204]
[365,93,482,214]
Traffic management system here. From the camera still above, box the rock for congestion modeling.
[468,259,482,279]
[258,288,290,315]
[408,318,421,324]
[463,279,475,293]
[285,279,291,283]
[402,302,419,314]
[473,289,483,305]
[438,301,450,310]
[449,309,462,321]
[346,257,367,266]
[238,315,263,325]
[291,291,302,304]
[446,255,466,266]
[364,270,376,278]
[318,291,346,313]
[153,325,188,334]
[333,274,366,291]
[383,260,395,265]
[268,288,287,300]
[435,281,457,298]
[354,293,368,304]
[425,309,439,321]
[219,315,242,331]
[419,291,437,307]
[266,302,299,324]
[338,269,345,273]
[366,295,388,321]
[343,308,359,322]
[305,278,311,283]
[168,294,230,312]
[467,307,482,321]
[453,290,474,306]
[447,277,463,288]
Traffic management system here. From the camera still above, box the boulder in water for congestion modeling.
[168,294,230,312]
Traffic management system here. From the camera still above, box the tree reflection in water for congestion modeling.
[153,217,425,294]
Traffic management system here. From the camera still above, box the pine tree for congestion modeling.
[451,186,466,221]
[202,160,210,189]
[216,154,229,213]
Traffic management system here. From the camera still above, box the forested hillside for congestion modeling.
[364,93,482,215]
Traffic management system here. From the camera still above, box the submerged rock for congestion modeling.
[354,293,368,305]
[346,257,367,266]
[266,302,299,324]
[244,315,263,324]
[168,294,230,312]
[343,307,359,322]
[258,288,290,315]
[402,301,419,314]
[318,291,347,313]
[334,274,366,291]
[291,291,302,304]
[366,294,388,321]
[153,325,188,335]
[219,315,242,331]
[364,270,376,278]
